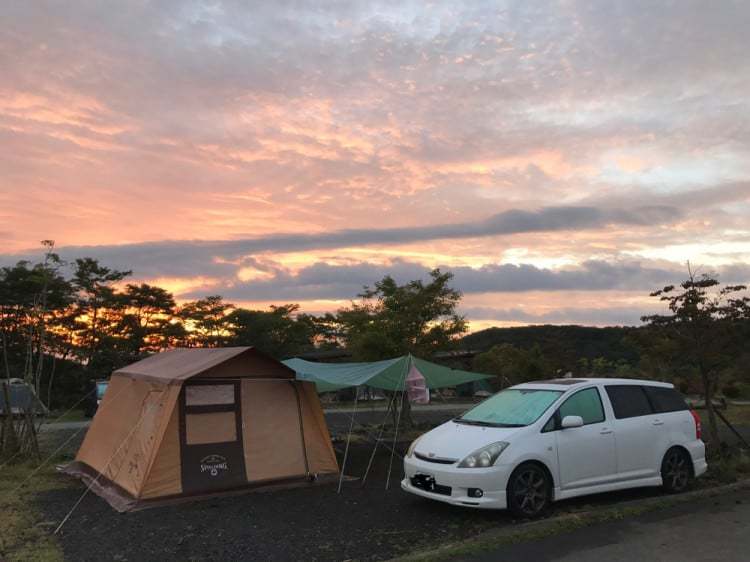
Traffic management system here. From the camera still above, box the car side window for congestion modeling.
[557,387,605,426]
[605,385,654,419]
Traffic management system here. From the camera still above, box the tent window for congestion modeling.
[185,412,237,444]
[185,385,235,406]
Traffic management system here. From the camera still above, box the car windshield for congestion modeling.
[456,388,562,427]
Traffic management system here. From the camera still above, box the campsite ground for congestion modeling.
[19,438,732,562]
[2,406,750,561]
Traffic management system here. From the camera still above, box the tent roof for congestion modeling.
[114,347,294,384]
[282,354,492,392]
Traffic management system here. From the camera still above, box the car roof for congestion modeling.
[515,377,674,391]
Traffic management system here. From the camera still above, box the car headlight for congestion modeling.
[457,442,509,468]
[406,436,422,458]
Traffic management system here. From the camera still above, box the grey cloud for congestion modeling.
[188,259,718,302]
[0,205,681,277]
[460,306,652,327]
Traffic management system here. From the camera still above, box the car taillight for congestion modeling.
[690,409,702,440]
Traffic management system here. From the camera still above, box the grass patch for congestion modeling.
[0,459,69,561]
[701,449,750,484]
[721,404,750,425]
[695,403,750,426]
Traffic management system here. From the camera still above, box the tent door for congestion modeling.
[179,380,247,494]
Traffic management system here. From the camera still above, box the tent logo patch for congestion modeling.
[200,454,228,477]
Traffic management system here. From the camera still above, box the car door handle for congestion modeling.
[652,420,664,426]
[600,428,613,435]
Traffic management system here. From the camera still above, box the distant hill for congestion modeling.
[460,324,642,370]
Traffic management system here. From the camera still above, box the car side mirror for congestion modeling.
[561,415,584,429]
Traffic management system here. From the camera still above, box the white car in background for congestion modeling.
[402,378,706,518]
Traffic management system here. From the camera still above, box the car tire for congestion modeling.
[661,447,692,493]
[507,462,551,519]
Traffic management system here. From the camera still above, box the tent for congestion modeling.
[64,347,339,512]
[282,354,493,401]
[283,355,493,489]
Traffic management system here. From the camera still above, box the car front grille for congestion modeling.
[414,452,457,465]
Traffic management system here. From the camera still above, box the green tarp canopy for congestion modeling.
[282,354,493,393]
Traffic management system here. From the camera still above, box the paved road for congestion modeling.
[464,487,750,562]
[41,404,471,433]
[39,404,750,445]
[38,406,468,433]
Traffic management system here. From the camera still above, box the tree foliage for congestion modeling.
[642,268,749,450]
[472,343,550,387]
[226,304,318,358]
[337,269,467,361]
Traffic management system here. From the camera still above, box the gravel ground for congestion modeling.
[35,436,676,562]
[33,408,717,562]
[36,441,502,561]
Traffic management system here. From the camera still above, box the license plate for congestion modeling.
[413,473,437,491]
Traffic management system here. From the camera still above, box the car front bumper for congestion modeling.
[402,455,510,509]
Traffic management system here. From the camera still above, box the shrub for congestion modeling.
[723,382,742,399]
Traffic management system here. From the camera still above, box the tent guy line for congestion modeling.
[55,392,156,534]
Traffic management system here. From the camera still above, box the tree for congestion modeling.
[0,242,75,459]
[177,296,233,347]
[337,269,467,360]
[473,343,550,388]
[642,267,749,450]
[70,258,131,372]
[119,283,178,355]
[0,246,74,395]
[337,269,467,427]
[227,304,316,359]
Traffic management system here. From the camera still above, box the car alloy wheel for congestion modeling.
[509,464,549,518]
[662,448,691,493]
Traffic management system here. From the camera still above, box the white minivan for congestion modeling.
[402,378,706,518]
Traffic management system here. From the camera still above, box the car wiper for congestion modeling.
[453,418,488,426]
[454,418,523,428]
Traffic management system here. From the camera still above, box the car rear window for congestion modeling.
[643,386,689,413]
[605,385,654,419]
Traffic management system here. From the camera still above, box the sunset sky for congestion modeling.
[2,1,749,330]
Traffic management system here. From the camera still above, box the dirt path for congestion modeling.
[463,487,750,562]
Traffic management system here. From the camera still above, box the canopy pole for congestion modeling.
[360,374,409,488]
[337,385,359,494]
[360,394,395,487]
[385,356,410,490]
[333,407,404,459]
[361,357,409,488]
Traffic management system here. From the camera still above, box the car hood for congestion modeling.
[413,420,524,461]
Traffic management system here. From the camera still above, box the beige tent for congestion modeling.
[65,347,339,511]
